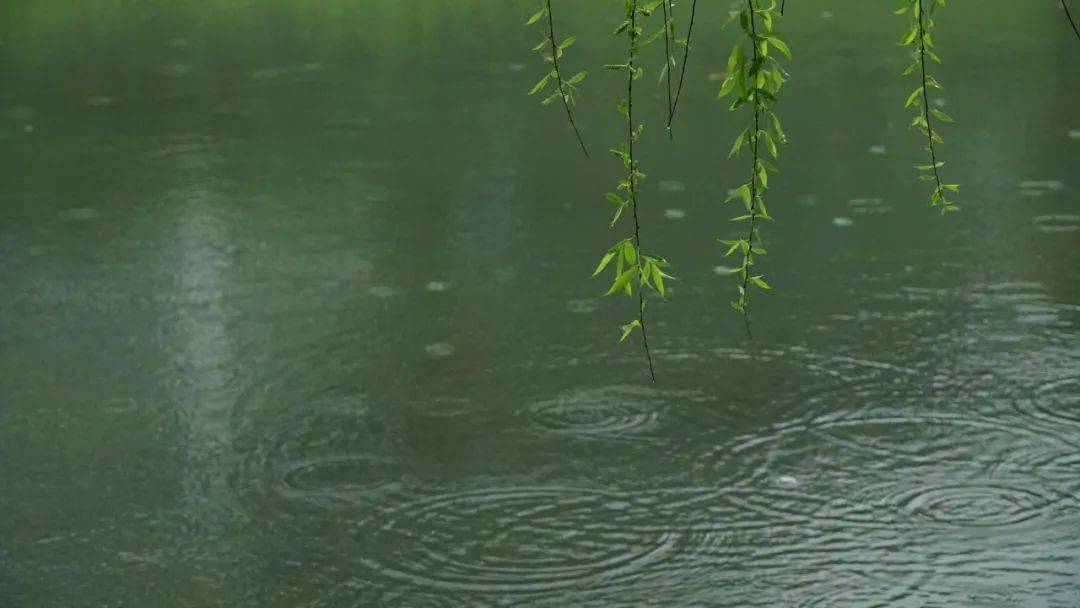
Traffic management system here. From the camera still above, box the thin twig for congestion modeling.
[662,0,675,139]
[740,0,760,340]
[546,0,589,157]
[916,2,944,198]
[628,0,657,381]
[668,0,698,132]
[781,0,786,16]
[1063,0,1080,42]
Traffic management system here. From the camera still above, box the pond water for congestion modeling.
[2,1,1078,605]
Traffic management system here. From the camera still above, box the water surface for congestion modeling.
[2,1,1079,605]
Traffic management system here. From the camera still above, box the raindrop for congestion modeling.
[163,64,194,77]
[86,96,118,108]
[849,198,890,215]
[1033,214,1079,233]
[566,298,600,314]
[59,208,100,222]
[425,343,455,358]
[659,180,686,193]
[369,286,398,299]
[664,208,686,220]
[868,144,887,155]
[425,281,451,293]
[832,216,853,228]
[1019,180,1063,192]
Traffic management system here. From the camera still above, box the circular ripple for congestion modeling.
[232,381,409,517]
[524,385,663,440]
[1028,376,1080,426]
[875,480,1062,529]
[275,454,404,509]
[356,486,688,595]
[693,410,1079,528]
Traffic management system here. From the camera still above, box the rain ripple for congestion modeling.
[353,486,708,596]
[522,385,669,442]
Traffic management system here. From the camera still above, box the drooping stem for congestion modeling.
[1063,0,1080,42]
[916,1,944,199]
[627,0,656,381]
[661,0,675,139]
[668,0,698,131]
[740,0,761,339]
[546,0,589,157]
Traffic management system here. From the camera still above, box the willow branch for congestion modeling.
[1064,0,1080,42]
[661,0,675,139]
[916,2,944,200]
[668,0,698,131]
[627,0,656,381]
[546,0,589,157]
[740,0,761,339]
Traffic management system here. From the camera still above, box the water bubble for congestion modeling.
[664,208,686,220]
[775,475,799,488]
[868,144,887,155]
[832,216,853,228]
[424,281,451,292]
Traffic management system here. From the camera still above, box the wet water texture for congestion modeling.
[2,1,1079,606]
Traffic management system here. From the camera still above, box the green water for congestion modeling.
[2,1,1079,605]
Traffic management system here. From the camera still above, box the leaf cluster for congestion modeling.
[716,0,789,317]
[897,0,959,214]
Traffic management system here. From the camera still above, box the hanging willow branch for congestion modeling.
[1063,0,1080,43]
[717,0,789,335]
[594,0,673,381]
[658,0,676,138]
[668,0,699,132]
[526,0,589,157]
[899,0,959,213]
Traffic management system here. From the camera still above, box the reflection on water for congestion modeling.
[1,0,1079,605]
